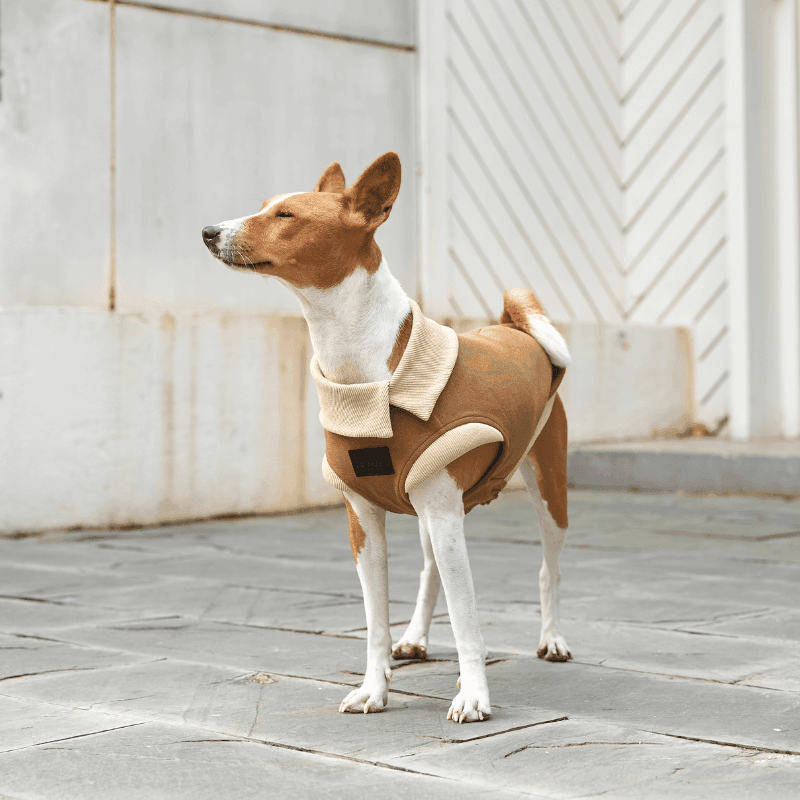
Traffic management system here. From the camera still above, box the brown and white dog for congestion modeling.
[202,153,572,723]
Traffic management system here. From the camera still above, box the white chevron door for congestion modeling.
[420,0,732,429]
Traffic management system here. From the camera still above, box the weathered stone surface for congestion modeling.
[0,597,138,635]
[0,723,531,800]
[38,618,373,682]
[1,488,799,797]
[1,659,562,761]
[0,633,151,682]
[391,658,800,753]
[0,695,136,754]
[394,717,800,799]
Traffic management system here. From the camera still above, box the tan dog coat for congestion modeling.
[316,301,564,515]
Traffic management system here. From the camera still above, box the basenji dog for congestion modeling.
[202,152,572,723]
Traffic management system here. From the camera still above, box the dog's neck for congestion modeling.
[276,258,412,385]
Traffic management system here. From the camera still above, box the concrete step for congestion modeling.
[567,439,800,496]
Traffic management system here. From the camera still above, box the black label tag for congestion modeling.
[349,446,395,477]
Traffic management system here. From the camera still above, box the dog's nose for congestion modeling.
[202,225,222,245]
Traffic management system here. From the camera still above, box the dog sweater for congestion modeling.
[313,300,563,515]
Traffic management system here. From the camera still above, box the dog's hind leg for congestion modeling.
[519,394,572,662]
[339,491,392,713]
[392,515,441,660]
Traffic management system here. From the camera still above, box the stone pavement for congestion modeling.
[0,489,799,799]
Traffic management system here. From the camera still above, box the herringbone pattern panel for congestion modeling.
[443,0,727,426]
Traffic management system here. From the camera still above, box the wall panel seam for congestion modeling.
[78,0,416,51]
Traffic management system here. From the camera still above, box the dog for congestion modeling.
[202,152,571,723]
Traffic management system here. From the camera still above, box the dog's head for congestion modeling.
[202,152,401,289]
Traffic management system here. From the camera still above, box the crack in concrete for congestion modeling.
[212,619,364,640]
[389,658,456,672]
[641,729,800,756]
[179,739,241,743]
[654,528,800,542]
[567,658,785,690]
[0,666,101,683]
[432,716,569,746]
[504,740,664,758]
[0,594,78,607]
[0,723,147,754]
[211,733,455,780]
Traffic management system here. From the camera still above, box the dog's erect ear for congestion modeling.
[344,152,401,230]
[314,162,346,193]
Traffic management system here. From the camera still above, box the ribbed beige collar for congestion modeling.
[310,300,459,438]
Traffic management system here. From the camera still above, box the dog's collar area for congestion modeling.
[310,300,459,438]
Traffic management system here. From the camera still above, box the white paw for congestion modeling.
[537,631,572,662]
[339,670,391,714]
[447,686,491,724]
[392,639,428,660]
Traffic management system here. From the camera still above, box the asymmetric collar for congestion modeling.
[310,300,459,438]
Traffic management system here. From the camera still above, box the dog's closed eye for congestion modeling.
[276,210,294,218]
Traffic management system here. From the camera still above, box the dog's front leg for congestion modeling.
[391,515,441,660]
[339,491,392,714]
[409,470,490,723]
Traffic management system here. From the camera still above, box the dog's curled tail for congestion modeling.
[500,288,571,368]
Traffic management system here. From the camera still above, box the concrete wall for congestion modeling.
[1,0,418,311]
[0,308,341,533]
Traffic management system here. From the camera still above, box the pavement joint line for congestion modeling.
[654,529,800,541]
[189,729,475,782]
[0,723,147,754]
[210,620,364,640]
[345,612,450,634]
[389,658,457,671]
[236,669,459,703]
[0,666,102,684]
[0,595,81,608]
[11,618,797,695]
[629,623,743,639]
[504,739,666,758]
[562,659,787,690]
[640,729,800,757]
[7,633,73,645]
[429,715,570,745]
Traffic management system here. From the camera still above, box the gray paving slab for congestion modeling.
[0,633,153,681]
[693,608,800,641]
[35,617,375,682]
[0,722,531,800]
[0,597,141,635]
[2,488,800,797]
[393,717,800,799]
[0,695,136,754]
[0,658,563,761]
[44,579,420,635]
[390,657,800,753]
[388,610,800,689]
